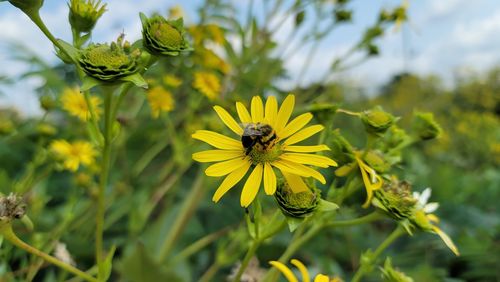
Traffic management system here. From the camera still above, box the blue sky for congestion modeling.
[1,0,499,115]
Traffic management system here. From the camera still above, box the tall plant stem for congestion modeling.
[1,225,97,282]
[157,169,205,262]
[351,226,405,282]
[231,239,261,282]
[95,90,114,280]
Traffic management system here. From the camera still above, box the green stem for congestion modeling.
[351,226,405,282]
[171,227,232,264]
[132,137,170,177]
[231,239,261,282]
[95,89,114,280]
[325,211,384,228]
[199,262,221,282]
[157,169,205,262]
[1,225,97,282]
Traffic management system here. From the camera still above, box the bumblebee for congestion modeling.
[241,123,277,155]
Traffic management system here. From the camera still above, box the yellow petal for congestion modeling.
[251,96,264,123]
[236,102,252,124]
[283,145,331,153]
[280,153,337,168]
[269,261,299,282]
[291,259,310,282]
[263,162,277,195]
[283,125,324,146]
[274,159,326,184]
[278,113,313,139]
[275,94,295,133]
[281,171,309,193]
[313,274,330,282]
[192,130,242,150]
[432,226,460,256]
[213,106,243,135]
[240,164,263,207]
[264,95,278,127]
[205,157,248,177]
[192,150,244,163]
[212,161,251,202]
[356,157,383,208]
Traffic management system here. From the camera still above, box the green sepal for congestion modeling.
[285,216,304,232]
[20,215,34,231]
[81,76,101,91]
[122,73,148,89]
[316,199,339,212]
[103,245,117,281]
[245,212,256,239]
[56,39,79,63]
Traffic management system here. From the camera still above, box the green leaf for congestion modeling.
[103,245,117,281]
[317,199,339,212]
[261,210,286,239]
[56,39,79,62]
[81,76,101,91]
[285,216,304,232]
[122,73,148,89]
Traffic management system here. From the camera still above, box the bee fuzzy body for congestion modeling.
[241,123,277,155]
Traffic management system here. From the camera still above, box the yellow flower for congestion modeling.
[193,71,220,100]
[168,5,184,19]
[355,153,383,208]
[269,259,343,282]
[146,86,174,118]
[192,94,337,207]
[50,139,97,172]
[60,87,102,121]
[163,74,182,88]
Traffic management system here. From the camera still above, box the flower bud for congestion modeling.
[78,34,146,89]
[68,0,106,34]
[36,123,57,136]
[275,179,320,218]
[3,0,43,15]
[380,258,414,282]
[328,129,355,166]
[40,94,56,111]
[140,13,190,57]
[372,179,416,220]
[360,106,396,135]
[363,150,390,173]
[412,111,442,140]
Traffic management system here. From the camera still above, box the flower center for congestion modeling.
[86,45,130,68]
[241,123,281,164]
[150,21,182,47]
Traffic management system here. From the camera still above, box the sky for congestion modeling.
[1,0,499,115]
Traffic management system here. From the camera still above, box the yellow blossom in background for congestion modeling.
[200,49,231,74]
[61,87,102,121]
[355,153,383,208]
[163,74,182,88]
[49,139,97,172]
[192,94,337,207]
[205,24,225,44]
[193,71,221,100]
[168,4,183,19]
[146,86,174,118]
[269,259,343,282]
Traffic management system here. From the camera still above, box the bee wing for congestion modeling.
[240,123,264,136]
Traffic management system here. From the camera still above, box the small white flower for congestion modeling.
[413,187,439,213]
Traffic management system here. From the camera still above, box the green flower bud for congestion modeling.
[140,12,191,57]
[372,179,416,220]
[0,193,26,222]
[78,34,147,90]
[328,129,355,166]
[36,123,57,136]
[68,0,107,34]
[412,111,442,140]
[1,0,43,15]
[363,150,390,173]
[40,94,56,111]
[380,258,414,282]
[361,106,396,135]
[275,179,320,218]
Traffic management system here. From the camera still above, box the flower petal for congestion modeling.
[275,94,295,133]
[213,106,243,135]
[264,95,278,127]
[251,96,264,123]
[283,144,331,152]
[212,161,251,202]
[280,153,337,168]
[273,159,326,184]
[241,164,263,207]
[432,226,460,256]
[269,261,299,282]
[205,157,249,177]
[192,150,244,163]
[192,130,242,150]
[282,172,309,193]
[314,274,330,282]
[278,113,313,139]
[263,162,277,195]
[236,102,252,124]
[283,125,324,146]
[291,259,310,282]
[356,156,383,208]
